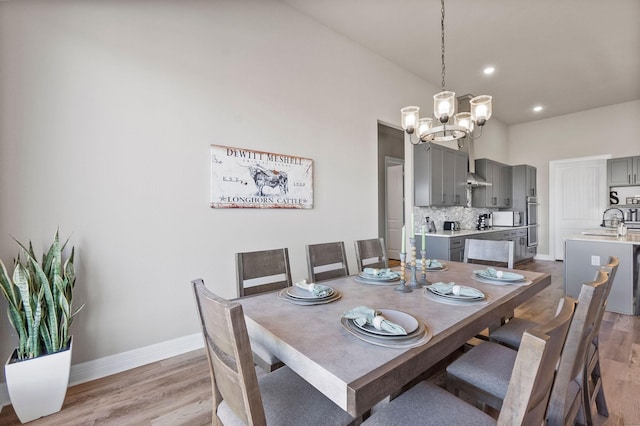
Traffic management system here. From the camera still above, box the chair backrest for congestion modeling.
[354,238,388,272]
[191,279,266,425]
[306,241,349,283]
[498,296,576,426]
[464,239,515,269]
[236,248,292,297]
[545,270,610,426]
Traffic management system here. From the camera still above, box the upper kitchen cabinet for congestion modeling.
[414,142,468,207]
[471,158,512,208]
[512,164,537,199]
[608,156,640,186]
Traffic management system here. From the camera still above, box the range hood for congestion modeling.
[457,94,491,187]
[465,138,491,186]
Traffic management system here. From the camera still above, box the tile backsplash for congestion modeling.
[413,206,496,233]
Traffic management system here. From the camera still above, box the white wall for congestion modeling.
[0,0,444,378]
[508,100,640,256]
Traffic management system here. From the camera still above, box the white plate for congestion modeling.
[352,309,419,336]
[427,286,484,301]
[286,286,334,300]
[354,276,400,286]
[473,269,525,282]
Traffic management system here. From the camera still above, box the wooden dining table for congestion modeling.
[236,260,551,418]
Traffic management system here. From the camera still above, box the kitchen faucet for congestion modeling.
[601,207,625,227]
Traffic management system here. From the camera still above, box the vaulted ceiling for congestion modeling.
[279,0,640,125]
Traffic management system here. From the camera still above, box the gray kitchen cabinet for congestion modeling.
[414,143,468,207]
[608,156,640,186]
[472,159,512,208]
[512,164,537,207]
[417,228,528,263]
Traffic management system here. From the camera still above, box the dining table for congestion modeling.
[236,260,551,418]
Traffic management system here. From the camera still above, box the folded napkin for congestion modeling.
[426,259,443,268]
[294,280,332,297]
[428,282,484,298]
[363,268,398,279]
[342,306,407,335]
[485,267,505,278]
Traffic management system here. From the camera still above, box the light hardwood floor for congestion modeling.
[1,260,638,425]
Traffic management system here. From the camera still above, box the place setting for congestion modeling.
[472,267,531,286]
[340,305,432,348]
[354,267,401,285]
[278,279,341,305]
[423,259,447,272]
[424,282,488,306]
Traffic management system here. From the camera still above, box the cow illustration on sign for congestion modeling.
[248,164,288,196]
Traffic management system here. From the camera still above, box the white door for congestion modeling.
[385,160,404,260]
[549,155,610,260]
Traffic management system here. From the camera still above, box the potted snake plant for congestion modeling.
[0,231,84,423]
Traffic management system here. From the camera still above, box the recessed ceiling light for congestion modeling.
[483,66,495,75]
[533,105,543,112]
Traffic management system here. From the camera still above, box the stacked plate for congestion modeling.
[354,270,401,285]
[424,285,487,305]
[473,269,527,285]
[340,308,432,348]
[278,286,341,305]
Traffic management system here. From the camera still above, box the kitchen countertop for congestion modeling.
[414,225,530,238]
[566,229,640,245]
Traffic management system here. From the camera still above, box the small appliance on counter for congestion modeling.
[492,211,522,227]
[443,221,460,231]
[476,214,491,230]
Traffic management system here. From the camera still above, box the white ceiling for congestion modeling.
[278,0,640,125]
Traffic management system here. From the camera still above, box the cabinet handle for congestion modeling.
[492,197,497,205]
[455,195,459,204]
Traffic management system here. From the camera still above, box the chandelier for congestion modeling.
[401,0,492,144]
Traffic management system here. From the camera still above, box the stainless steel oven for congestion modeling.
[526,197,539,247]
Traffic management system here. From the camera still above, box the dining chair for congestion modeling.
[444,295,575,414]
[236,248,292,297]
[546,270,610,426]
[463,238,514,269]
[354,238,388,272]
[191,279,356,426]
[583,256,618,425]
[489,257,618,424]
[305,241,349,283]
[362,327,563,425]
[490,257,618,350]
[236,248,292,372]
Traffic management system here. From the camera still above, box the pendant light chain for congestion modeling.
[440,0,446,91]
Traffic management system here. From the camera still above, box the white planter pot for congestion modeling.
[4,338,72,424]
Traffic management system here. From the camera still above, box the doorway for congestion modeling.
[377,123,405,260]
[549,155,610,260]
[385,158,404,260]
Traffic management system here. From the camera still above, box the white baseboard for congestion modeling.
[534,253,555,261]
[0,333,204,409]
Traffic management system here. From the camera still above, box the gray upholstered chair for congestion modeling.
[354,238,388,272]
[447,270,610,426]
[489,258,618,424]
[305,241,349,283]
[363,327,565,425]
[191,279,356,426]
[445,295,576,414]
[463,238,514,269]
[236,248,292,372]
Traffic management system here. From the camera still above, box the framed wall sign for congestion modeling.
[210,145,313,209]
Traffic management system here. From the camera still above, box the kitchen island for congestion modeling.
[564,231,640,315]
